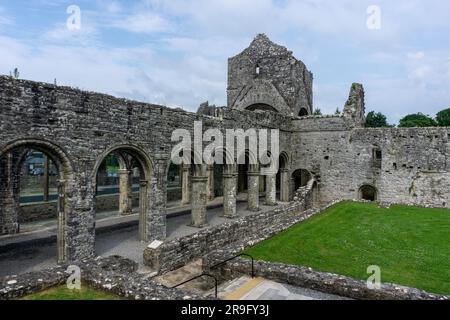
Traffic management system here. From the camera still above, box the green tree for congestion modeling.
[313,108,322,116]
[366,111,390,128]
[335,108,341,115]
[398,113,437,128]
[436,108,450,127]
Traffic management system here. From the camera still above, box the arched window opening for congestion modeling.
[299,108,309,117]
[359,185,377,201]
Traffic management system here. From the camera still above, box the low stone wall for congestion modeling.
[144,182,316,275]
[0,256,209,300]
[19,192,141,223]
[144,198,321,276]
[203,257,449,301]
[19,202,57,223]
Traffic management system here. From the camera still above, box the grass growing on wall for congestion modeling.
[21,285,122,300]
[244,201,450,295]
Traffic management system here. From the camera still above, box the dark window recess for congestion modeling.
[393,163,397,170]
[372,149,382,169]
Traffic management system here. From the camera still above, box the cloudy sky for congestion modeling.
[0,0,449,123]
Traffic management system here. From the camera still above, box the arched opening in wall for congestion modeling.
[166,161,182,207]
[95,153,141,219]
[276,152,289,201]
[359,185,377,202]
[237,154,249,194]
[245,103,279,113]
[237,151,266,196]
[292,169,312,191]
[299,108,309,117]
[0,140,73,271]
[93,147,152,259]
[19,151,59,223]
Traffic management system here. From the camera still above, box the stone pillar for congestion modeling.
[118,169,133,215]
[280,169,290,202]
[146,159,168,241]
[206,165,215,201]
[190,176,208,228]
[247,171,260,211]
[0,152,19,235]
[265,174,277,206]
[222,172,237,218]
[181,165,191,205]
[65,168,96,263]
[139,180,148,241]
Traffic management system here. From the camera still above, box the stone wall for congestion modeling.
[0,256,209,300]
[204,257,449,300]
[0,75,291,262]
[143,203,306,274]
[144,183,316,274]
[290,127,450,208]
[18,192,141,223]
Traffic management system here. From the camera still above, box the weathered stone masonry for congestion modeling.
[0,33,449,265]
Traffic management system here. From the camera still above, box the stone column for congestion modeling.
[190,176,208,228]
[206,165,215,201]
[0,152,19,235]
[146,159,168,241]
[222,172,237,218]
[247,171,260,211]
[118,169,133,215]
[181,165,191,205]
[139,180,148,241]
[265,174,277,206]
[280,169,290,202]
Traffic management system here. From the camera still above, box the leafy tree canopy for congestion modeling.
[366,111,390,128]
[436,108,450,127]
[398,113,437,128]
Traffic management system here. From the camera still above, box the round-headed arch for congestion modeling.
[0,138,75,179]
[279,151,290,170]
[359,184,378,201]
[92,144,154,186]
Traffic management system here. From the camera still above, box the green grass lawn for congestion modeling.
[21,285,122,300]
[244,201,450,295]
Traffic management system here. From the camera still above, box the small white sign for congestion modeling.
[148,240,164,249]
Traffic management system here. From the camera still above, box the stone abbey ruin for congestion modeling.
[0,33,449,272]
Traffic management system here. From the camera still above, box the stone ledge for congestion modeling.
[205,258,450,301]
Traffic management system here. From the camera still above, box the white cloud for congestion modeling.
[112,12,172,34]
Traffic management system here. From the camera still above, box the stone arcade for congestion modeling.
[0,34,449,264]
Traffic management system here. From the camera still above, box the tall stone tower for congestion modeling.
[227,34,313,116]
